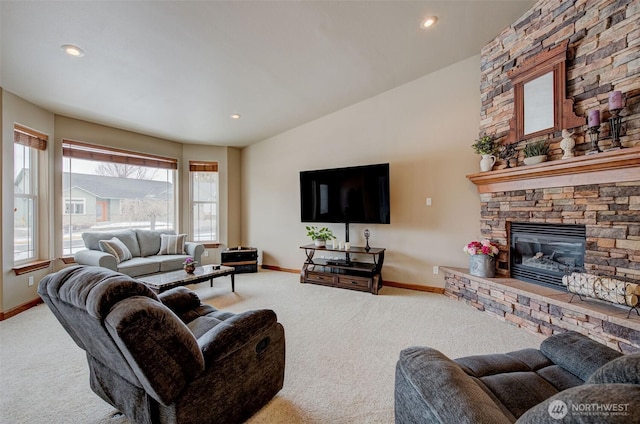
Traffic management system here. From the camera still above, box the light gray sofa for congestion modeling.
[395,331,640,423]
[74,229,204,277]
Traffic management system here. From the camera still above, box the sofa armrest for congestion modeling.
[185,242,204,264]
[197,309,278,364]
[159,286,201,313]
[395,347,512,424]
[74,249,117,271]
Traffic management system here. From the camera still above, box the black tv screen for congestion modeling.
[300,163,390,224]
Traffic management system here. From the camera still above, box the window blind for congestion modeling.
[62,139,178,170]
[14,124,47,151]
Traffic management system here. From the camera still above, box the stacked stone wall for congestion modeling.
[480,182,640,278]
[444,270,640,353]
[480,0,640,163]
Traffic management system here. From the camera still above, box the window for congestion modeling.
[190,161,218,243]
[64,198,86,215]
[62,140,177,256]
[14,125,47,263]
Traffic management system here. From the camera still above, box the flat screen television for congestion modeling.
[300,163,390,224]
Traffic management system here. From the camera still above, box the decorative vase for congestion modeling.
[523,155,547,165]
[184,264,196,274]
[314,239,326,247]
[480,154,496,172]
[469,255,496,278]
[560,129,575,159]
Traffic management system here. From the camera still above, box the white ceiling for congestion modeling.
[1,1,534,147]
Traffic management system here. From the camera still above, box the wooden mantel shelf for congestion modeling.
[467,146,640,193]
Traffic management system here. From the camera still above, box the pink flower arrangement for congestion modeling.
[463,239,499,257]
[183,257,196,265]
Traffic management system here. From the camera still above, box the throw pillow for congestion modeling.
[99,237,133,264]
[158,233,186,255]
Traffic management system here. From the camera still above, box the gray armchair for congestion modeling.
[38,266,285,424]
[395,331,640,423]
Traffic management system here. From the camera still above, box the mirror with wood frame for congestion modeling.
[507,40,585,143]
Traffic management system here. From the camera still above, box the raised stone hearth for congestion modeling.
[442,267,640,353]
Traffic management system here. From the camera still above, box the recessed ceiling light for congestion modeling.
[61,44,85,57]
[421,16,438,29]
[230,114,241,119]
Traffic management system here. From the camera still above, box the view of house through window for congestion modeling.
[190,161,218,243]
[14,125,47,264]
[14,142,38,262]
[62,140,177,256]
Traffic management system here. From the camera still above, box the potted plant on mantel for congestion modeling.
[472,135,498,172]
[523,140,550,165]
[305,226,336,247]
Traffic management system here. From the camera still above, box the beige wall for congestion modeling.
[241,55,484,288]
[2,90,56,312]
[181,143,241,264]
[1,103,240,313]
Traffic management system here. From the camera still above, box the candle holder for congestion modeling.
[587,126,601,155]
[608,108,623,150]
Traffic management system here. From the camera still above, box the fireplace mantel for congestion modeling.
[467,146,640,193]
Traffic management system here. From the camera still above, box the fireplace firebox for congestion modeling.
[510,222,586,288]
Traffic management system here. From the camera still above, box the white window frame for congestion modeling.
[189,163,219,244]
[13,142,39,264]
[62,139,178,256]
[64,198,86,215]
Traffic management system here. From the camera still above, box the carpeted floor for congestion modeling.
[0,270,543,423]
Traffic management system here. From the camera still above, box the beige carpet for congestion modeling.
[0,270,543,423]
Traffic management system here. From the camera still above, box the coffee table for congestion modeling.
[137,265,235,294]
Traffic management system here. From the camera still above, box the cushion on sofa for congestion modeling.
[116,257,161,277]
[540,331,622,381]
[515,384,640,424]
[455,349,552,377]
[536,364,585,391]
[136,229,175,257]
[587,353,640,385]
[145,255,190,272]
[99,237,133,263]
[82,230,141,257]
[479,371,560,418]
[158,233,186,255]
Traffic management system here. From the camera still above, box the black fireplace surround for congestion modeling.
[510,222,586,289]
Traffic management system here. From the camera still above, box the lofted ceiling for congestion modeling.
[0,1,534,147]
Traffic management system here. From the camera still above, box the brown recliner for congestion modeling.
[38,265,285,424]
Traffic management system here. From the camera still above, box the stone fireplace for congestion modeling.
[443,148,640,353]
[443,0,640,353]
[510,222,585,289]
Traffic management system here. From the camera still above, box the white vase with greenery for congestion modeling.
[305,226,335,247]
[472,136,498,172]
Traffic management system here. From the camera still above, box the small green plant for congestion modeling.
[471,135,497,155]
[523,141,549,157]
[305,226,335,241]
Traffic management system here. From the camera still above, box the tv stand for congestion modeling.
[326,259,353,267]
[300,244,386,294]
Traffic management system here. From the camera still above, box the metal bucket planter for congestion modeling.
[469,255,496,278]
